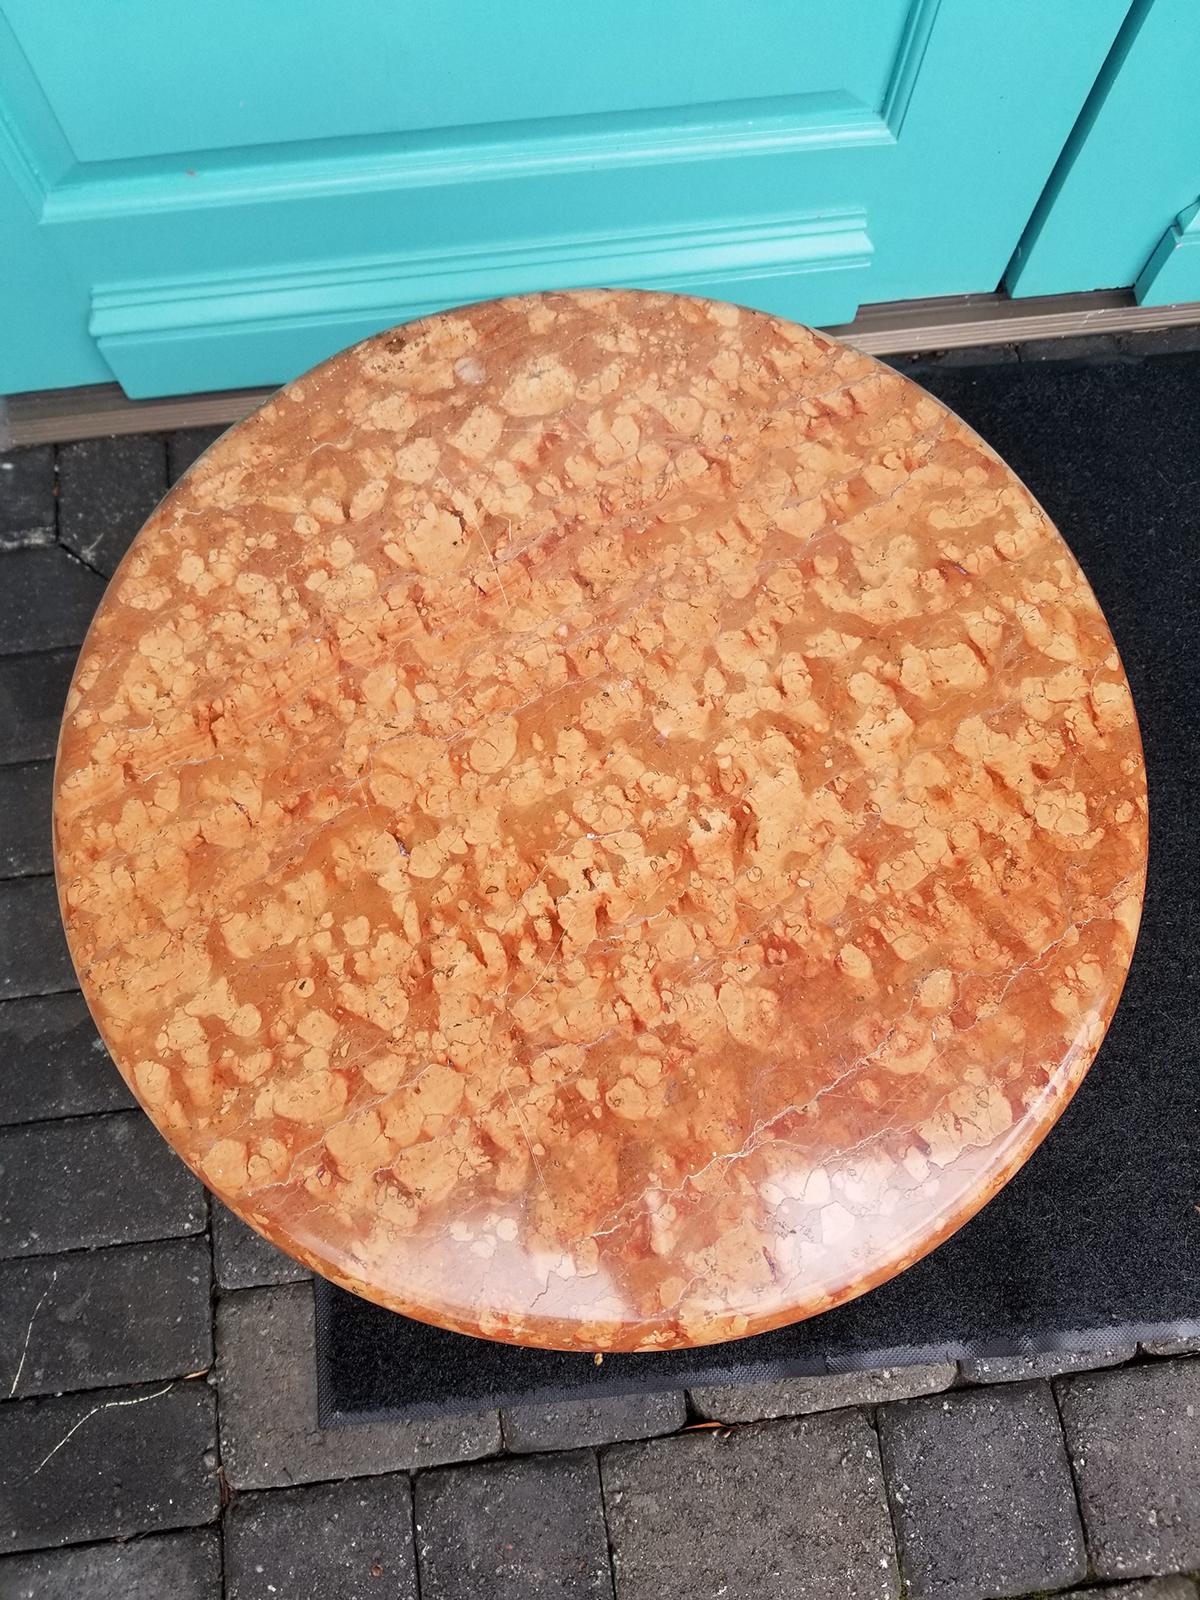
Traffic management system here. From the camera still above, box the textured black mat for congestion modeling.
[316,347,1200,1422]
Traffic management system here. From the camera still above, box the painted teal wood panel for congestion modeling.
[2,0,907,160]
[0,160,111,391]
[0,0,1130,397]
[1007,0,1200,300]
[1136,198,1200,304]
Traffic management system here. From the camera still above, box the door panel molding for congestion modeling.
[1135,198,1200,306]
[49,101,887,223]
[880,0,941,136]
[90,211,872,395]
[8,0,941,226]
[0,10,74,206]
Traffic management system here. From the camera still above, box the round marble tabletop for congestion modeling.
[54,290,1147,1351]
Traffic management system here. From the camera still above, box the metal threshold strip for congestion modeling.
[2,287,1198,449]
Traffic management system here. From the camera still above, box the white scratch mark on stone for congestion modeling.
[29,1382,176,1478]
[8,1269,58,1398]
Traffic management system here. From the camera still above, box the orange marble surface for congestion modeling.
[54,290,1147,1351]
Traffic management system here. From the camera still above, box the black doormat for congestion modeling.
[315,346,1200,1424]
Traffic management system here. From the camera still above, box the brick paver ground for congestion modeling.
[877,1382,1087,1599]
[1073,1582,1200,1600]
[1058,1362,1200,1581]
[1,414,1199,1596]
[216,1284,500,1489]
[500,1393,686,1453]
[225,1475,417,1600]
[0,1530,222,1599]
[417,1453,613,1600]
[688,1362,955,1423]
[603,1411,898,1600]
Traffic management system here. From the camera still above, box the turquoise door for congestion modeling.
[1,0,1129,397]
[1008,0,1200,306]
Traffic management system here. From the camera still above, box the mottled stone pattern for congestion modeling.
[54,290,1146,1351]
